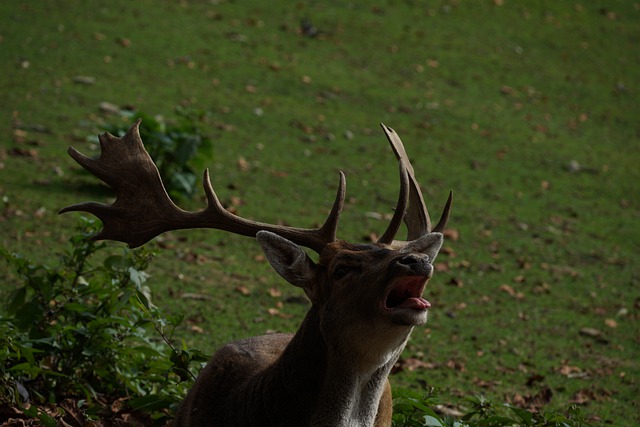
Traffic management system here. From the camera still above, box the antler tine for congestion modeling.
[60,120,344,253]
[380,123,430,240]
[379,123,452,241]
[377,160,410,245]
[201,168,345,253]
[432,190,453,233]
[318,170,346,242]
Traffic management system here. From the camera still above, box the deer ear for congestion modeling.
[256,231,317,289]
[401,232,444,262]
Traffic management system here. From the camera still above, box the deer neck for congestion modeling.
[267,306,410,426]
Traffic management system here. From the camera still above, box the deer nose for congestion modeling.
[396,254,432,275]
[398,254,426,265]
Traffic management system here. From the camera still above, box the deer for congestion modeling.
[60,120,452,427]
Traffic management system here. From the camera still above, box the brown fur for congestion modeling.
[174,233,444,426]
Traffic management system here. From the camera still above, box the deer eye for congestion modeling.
[332,265,353,281]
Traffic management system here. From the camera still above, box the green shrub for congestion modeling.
[104,107,214,200]
[392,388,592,427]
[393,388,448,427]
[0,217,207,425]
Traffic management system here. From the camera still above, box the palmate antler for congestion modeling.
[377,124,452,245]
[60,120,450,252]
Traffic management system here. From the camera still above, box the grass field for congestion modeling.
[1,0,639,424]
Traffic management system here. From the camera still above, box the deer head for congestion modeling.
[61,121,452,426]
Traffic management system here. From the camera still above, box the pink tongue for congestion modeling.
[398,297,431,310]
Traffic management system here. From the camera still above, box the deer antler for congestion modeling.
[61,120,449,251]
[377,124,452,244]
[60,119,345,253]
[377,159,410,244]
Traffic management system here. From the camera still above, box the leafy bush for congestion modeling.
[0,217,207,425]
[393,388,447,427]
[104,107,213,200]
[392,388,592,427]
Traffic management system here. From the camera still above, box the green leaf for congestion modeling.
[424,415,445,427]
[128,394,174,412]
[136,289,154,311]
[129,267,150,287]
[505,404,534,423]
[63,302,94,315]
[13,301,42,330]
[7,287,27,314]
[477,415,519,426]
[104,255,134,272]
[21,405,57,427]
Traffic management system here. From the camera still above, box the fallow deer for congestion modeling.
[61,121,452,427]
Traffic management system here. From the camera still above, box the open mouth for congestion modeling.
[384,276,431,311]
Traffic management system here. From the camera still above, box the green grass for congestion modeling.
[1,0,638,424]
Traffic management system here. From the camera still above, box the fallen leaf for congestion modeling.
[435,405,464,418]
[445,359,466,372]
[499,284,525,299]
[570,387,612,404]
[473,378,500,389]
[270,170,288,178]
[9,148,39,158]
[72,75,96,85]
[444,228,460,241]
[268,288,282,297]
[508,386,553,411]
[236,286,251,296]
[190,325,204,334]
[13,129,28,140]
[579,327,603,338]
[215,122,235,132]
[266,307,293,319]
[500,85,514,95]
[392,357,438,374]
[365,211,384,220]
[426,59,439,68]
[33,207,46,218]
[557,364,584,377]
[180,293,212,301]
[230,196,244,207]
[99,101,120,114]
[237,156,250,171]
[532,282,551,294]
[440,246,456,257]
[59,399,85,427]
[404,358,438,371]
[434,262,449,272]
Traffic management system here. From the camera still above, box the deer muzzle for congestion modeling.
[382,253,433,325]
